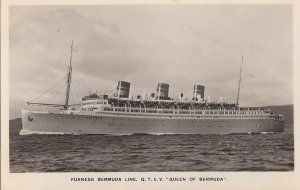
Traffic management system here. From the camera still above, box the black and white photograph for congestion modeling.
[2,1,299,190]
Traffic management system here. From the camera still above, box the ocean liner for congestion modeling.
[20,42,284,135]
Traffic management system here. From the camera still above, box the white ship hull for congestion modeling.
[21,109,284,135]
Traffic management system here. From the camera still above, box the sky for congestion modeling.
[9,4,293,119]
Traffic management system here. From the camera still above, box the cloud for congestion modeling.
[9,5,293,118]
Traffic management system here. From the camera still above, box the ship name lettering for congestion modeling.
[199,177,225,181]
[97,177,122,181]
[71,177,94,182]
[168,177,186,181]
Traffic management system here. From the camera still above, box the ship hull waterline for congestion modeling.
[20,109,284,135]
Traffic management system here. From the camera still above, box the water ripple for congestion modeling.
[9,122,294,172]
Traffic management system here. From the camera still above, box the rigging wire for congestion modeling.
[70,78,82,102]
[70,81,77,105]
[236,56,243,106]
[27,76,66,103]
[52,81,65,103]
[69,77,86,105]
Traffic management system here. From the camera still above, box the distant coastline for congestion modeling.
[263,104,293,125]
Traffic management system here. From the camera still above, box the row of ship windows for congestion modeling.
[104,108,264,115]
[99,112,269,118]
[83,115,268,120]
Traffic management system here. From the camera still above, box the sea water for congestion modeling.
[9,119,294,172]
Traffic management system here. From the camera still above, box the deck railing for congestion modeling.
[102,106,270,116]
[23,103,272,117]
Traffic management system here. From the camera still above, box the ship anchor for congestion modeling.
[28,116,33,122]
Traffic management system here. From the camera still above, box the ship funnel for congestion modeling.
[193,84,205,101]
[157,83,169,100]
[117,81,130,98]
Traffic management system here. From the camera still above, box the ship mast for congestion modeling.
[64,41,73,109]
[236,56,243,106]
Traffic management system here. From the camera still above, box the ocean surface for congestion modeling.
[9,119,294,172]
